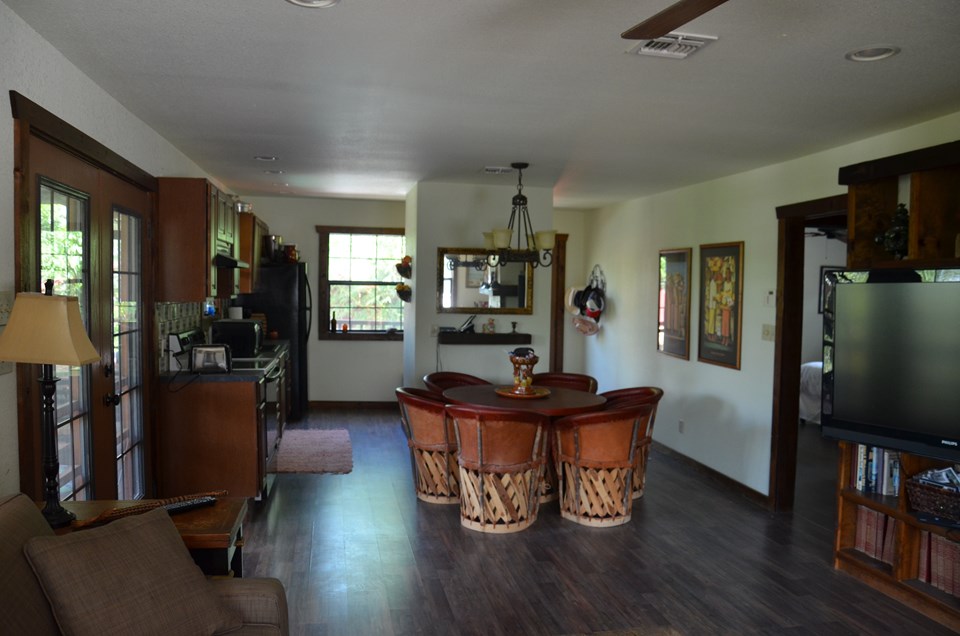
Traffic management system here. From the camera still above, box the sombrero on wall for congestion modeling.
[568,265,606,336]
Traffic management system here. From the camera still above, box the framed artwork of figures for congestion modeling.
[697,241,744,370]
[657,248,691,359]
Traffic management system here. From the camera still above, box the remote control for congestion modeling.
[163,496,217,515]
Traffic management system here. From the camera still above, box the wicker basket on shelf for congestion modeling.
[905,478,960,521]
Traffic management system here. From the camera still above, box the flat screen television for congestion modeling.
[821,267,960,462]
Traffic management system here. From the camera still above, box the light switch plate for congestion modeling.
[0,291,13,374]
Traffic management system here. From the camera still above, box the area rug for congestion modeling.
[275,429,353,474]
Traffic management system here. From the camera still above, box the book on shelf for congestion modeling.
[917,531,959,596]
[850,444,901,496]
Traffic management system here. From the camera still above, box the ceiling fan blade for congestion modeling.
[621,0,730,40]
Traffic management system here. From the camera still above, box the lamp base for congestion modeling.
[41,501,76,529]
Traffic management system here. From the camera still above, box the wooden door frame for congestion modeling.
[548,234,569,371]
[10,91,158,499]
[768,193,847,510]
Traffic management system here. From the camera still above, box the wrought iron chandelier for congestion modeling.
[483,162,555,269]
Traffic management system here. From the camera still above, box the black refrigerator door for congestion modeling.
[243,263,309,420]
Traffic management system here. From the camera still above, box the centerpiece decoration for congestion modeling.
[496,347,550,398]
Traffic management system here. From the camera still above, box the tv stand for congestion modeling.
[835,141,960,631]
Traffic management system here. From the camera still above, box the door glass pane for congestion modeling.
[38,181,92,501]
[113,209,144,500]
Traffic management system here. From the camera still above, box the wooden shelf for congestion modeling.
[835,140,960,630]
[437,332,532,345]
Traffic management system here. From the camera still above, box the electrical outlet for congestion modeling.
[678,420,685,434]
[430,325,439,337]
[761,324,775,341]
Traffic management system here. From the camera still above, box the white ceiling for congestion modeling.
[6,0,960,208]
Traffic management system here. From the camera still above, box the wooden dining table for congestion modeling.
[442,384,606,417]
[442,384,606,503]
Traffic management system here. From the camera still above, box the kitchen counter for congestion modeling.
[161,340,289,383]
[158,339,290,499]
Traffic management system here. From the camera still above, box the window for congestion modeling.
[317,226,405,340]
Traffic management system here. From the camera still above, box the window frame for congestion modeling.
[316,225,405,341]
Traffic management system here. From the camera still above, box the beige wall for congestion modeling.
[404,181,554,387]
[243,195,406,402]
[0,3,211,494]
[2,0,959,502]
[581,110,960,494]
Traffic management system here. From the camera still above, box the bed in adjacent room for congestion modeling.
[799,360,823,424]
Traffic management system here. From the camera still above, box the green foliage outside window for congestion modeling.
[328,232,405,332]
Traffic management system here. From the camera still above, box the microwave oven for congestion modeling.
[210,319,263,358]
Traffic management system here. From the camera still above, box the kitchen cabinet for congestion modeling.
[217,190,237,246]
[158,376,269,499]
[157,177,243,300]
[158,177,220,301]
[238,212,268,293]
[840,139,960,268]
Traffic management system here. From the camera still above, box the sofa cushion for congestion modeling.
[0,494,60,635]
[24,507,242,636]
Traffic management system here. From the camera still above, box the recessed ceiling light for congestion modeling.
[284,0,340,7]
[845,45,900,62]
[254,155,278,162]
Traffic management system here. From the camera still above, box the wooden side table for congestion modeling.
[53,498,248,577]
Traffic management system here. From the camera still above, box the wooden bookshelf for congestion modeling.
[834,141,960,631]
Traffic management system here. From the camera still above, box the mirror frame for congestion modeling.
[436,247,534,315]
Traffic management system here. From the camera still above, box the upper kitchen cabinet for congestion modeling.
[217,189,237,246]
[158,177,220,301]
[238,211,268,293]
[158,178,246,301]
[840,140,960,268]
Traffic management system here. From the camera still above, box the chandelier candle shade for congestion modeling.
[0,282,99,528]
[485,162,555,269]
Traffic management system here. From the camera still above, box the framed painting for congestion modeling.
[657,248,691,359]
[818,265,843,313]
[697,241,745,370]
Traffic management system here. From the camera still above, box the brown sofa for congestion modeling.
[0,493,288,635]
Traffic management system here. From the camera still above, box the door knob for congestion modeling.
[104,393,121,406]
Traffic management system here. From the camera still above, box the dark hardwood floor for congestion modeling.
[243,407,951,635]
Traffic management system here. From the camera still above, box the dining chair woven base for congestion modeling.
[413,449,460,504]
[633,454,649,500]
[558,464,634,527]
[458,467,542,533]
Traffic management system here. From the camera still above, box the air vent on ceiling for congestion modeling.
[484,166,515,175]
[626,32,717,59]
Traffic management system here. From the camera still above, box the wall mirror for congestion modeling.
[437,248,533,314]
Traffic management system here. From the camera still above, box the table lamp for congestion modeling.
[0,282,99,528]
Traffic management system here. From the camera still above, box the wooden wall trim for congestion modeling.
[309,401,399,410]
[549,234,568,372]
[776,194,848,220]
[768,192,847,511]
[9,91,158,192]
[838,139,960,185]
[653,441,768,508]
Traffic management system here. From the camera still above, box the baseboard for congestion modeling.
[651,441,769,508]
[308,400,399,410]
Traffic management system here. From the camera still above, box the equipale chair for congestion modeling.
[530,372,598,393]
[446,405,548,533]
[422,371,491,395]
[599,386,664,498]
[553,404,655,527]
[396,387,459,504]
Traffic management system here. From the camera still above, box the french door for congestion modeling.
[26,135,152,501]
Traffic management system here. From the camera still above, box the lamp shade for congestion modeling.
[0,293,99,366]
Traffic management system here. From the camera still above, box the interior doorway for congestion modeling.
[769,194,847,513]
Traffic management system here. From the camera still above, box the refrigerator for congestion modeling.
[238,262,311,421]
